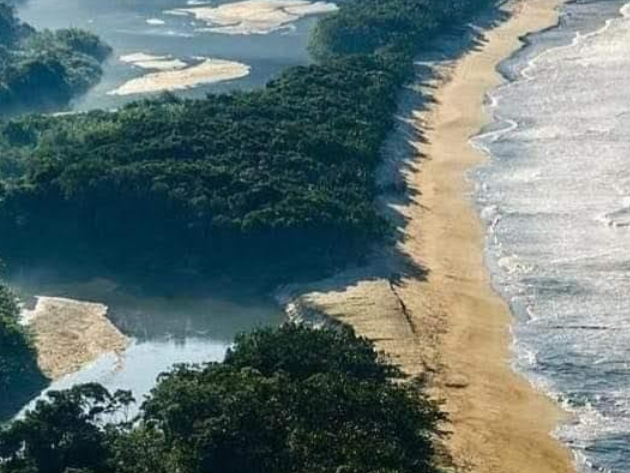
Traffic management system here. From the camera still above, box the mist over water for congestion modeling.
[11,0,630,468]
[474,1,630,471]
[9,266,284,416]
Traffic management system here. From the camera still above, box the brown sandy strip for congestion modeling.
[295,1,576,471]
[25,296,129,380]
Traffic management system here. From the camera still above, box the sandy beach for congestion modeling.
[296,0,577,471]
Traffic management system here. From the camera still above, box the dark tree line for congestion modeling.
[0,0,495,287]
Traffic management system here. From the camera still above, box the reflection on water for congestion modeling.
[9,265,285,413]
[17,0,319,110]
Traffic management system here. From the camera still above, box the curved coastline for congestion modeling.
[295,0,577,471]
[0,0,579,468]
[473,1,630,470]
[427,1,574,470]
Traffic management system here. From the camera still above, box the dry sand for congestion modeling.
[109,57,250,96]
[296,1,578,471]
[24,297,129,380]
[167,0,338,35]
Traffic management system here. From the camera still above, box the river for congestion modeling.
[17,0,332,111]
[9,265,284,415]
[5,0,338,415]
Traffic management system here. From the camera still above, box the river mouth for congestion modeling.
[8,263,285,414]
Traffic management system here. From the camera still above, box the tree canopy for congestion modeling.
[0,2,110,114]
[0,325,446,473]
[0,0,495,287]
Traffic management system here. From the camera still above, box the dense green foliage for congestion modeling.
[0,0,494,284]
[0,325,445,473]
[0,2,110,113]
[0,280,46,420]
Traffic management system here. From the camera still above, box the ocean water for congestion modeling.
[473,1,630,471]
[16,0,323,111]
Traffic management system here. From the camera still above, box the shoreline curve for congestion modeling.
[293,0,576,471]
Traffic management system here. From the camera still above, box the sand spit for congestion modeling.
[24,297,129,380]
[166,0,338,35]
[293,1,577,472]
[110,57,250,96]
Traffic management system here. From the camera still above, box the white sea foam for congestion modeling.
[497,254,535,275]
[146,18,166,26]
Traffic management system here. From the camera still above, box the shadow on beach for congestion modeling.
[281,3,510,315]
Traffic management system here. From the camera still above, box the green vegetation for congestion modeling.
[0,2,110,114]
[0,325,446,473]
[0,280,47,420]
[0,0,495,286]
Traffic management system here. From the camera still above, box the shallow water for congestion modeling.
[9,267,284,414]
[473,1,630,471]
[17,0,323,110]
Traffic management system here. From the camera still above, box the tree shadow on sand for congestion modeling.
[283,4,510,302]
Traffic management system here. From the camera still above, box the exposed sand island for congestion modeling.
[23,297,129,380]
[292,1,577,472]
[166,0,338,35]
[110,57,250,96]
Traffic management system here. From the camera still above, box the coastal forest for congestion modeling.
[0,2,110,114]
[0,0,498,471]
[0,0,494,286]
[0,325,445,473]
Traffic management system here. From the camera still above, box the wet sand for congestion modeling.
[296,1,577,471]
[24,297,129,379]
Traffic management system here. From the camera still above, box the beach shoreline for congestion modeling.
[293,0,577,471]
